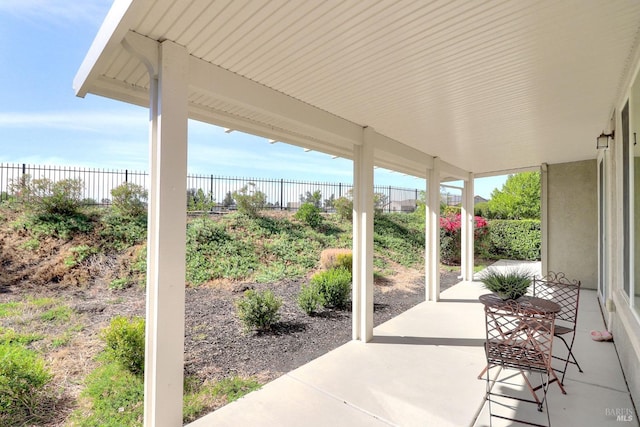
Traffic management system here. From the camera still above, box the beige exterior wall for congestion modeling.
[547,160,598,289]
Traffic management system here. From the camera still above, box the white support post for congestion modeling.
[461,173,475,281]
[540,163,548,277]
[144,41,189,427]
[426,159,441,301]
[352,128,374,342]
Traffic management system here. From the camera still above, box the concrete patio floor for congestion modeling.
[188,267,637,426]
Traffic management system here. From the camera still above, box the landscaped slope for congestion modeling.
[0,203,429,426]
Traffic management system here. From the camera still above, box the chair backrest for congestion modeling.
[532,272,581,324]
[484,300,556,372]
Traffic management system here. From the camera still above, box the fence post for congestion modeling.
[125,169,129,183]
[388,185,392,213]
[339,182,342,198]
[210,175,214,202]
[415,189,418,211]
[280,179,284,210]
[22,163,26,176]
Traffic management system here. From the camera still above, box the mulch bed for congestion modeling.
[183,270,461,383]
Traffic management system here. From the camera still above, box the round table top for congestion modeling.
[479,293,561,314]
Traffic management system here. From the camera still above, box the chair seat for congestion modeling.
[554,324,573,335]
[486,342,549,372]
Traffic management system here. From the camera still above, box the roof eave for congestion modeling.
[73,0,140,98]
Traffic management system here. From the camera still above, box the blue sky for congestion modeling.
[0,0,506,199]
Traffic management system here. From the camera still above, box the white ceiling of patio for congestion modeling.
[75,0,640,177]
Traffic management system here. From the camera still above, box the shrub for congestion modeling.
[373,192,388,216]
[100,316,145,376]
[439,213,489,265]
[235,289,282,332]
[474,201,491,218]
[12,176,85,216]
[310,268,352,309]
[487,220,541,260]
[100,212,147,251]
[0,343,52,424]
[299,190,322,208]
[295,202,323,228]
[9,176,93,239]
[333,196,353,220]
[233,183,266,217]
[297,284,324,315]
[187,217,229,245]
[20,210,93,239]
[187,188,215,212]
[479,268,532,300]
[111,183,147,218]
[319,248,352,271]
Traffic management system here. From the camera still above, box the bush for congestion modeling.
[100,316,145,376]
[439,213,489,265]
[310,268,352,309]
[299,190,322,208]
[333,196,352,220]
[235,290,282,332]
[487,220,541,260]
[233,183,266,217]
[295,202,323,228]
[8,176,93,239]
[297,283,324,315]
[11,175,84,216]
[0,343,52,424]
[17,210,94,239]
[319,248,352,271]
[100,212,147,251]
[111,183,147,218]
[474,201,491,218]
[187,217,229,245]
[187,188,215,212]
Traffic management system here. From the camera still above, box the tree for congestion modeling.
[487,172,540,219]
[232,183,266,217]
[300,190,322,208]
[222,191,234,208]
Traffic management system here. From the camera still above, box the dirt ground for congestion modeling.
[0,265,460,383]
[0,213,462,422]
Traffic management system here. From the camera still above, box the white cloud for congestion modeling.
[0,0,111,26]
[0,110,147,133]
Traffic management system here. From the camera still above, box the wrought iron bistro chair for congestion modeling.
[532,272,582,391]
[484,300,557,427]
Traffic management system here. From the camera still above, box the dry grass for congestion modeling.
[319,248,352,270]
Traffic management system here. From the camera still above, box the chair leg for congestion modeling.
[556,335,583,386]
[520,371,542,406]
[540,372,552,427]
[533,366,567,395]
[478,364,489,379]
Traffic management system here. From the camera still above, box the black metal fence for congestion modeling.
[0,163,421,213]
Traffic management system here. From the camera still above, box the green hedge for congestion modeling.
[487,220,541,261]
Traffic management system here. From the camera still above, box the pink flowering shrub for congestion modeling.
[439,212,489,265]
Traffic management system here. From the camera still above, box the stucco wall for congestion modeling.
[547,160,598,289]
